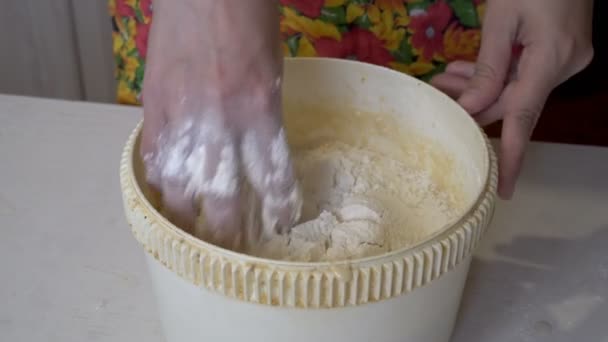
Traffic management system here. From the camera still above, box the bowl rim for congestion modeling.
[120,58,498,307]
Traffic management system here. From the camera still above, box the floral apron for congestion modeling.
[109,0,485,105]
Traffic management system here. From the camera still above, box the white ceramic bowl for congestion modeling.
[120,58,497,342]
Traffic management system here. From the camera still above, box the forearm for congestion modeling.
[148,0,282,89]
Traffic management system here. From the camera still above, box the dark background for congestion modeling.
[485,1,607,146]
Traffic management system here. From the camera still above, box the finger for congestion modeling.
[196,140,243,248]
[498,47,554,199]
[458,2,518,114]
[430,73,470,99]
[202,195,243,250]
[445,61,476,78]
[431,60,510,103]
[241,123,302,238]
[152,119,199,233]
[470,60,521,127]
[161,180,198,233]
[473,100,503,127]
[141,103,167,189]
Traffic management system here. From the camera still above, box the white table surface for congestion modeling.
[1,94,607,342]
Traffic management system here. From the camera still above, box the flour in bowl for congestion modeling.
[247,139,460,262]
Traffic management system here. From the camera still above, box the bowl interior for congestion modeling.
[131,58,489,260]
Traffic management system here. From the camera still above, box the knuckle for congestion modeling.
[554,35,594,75]
[511,105,542,136]
[474,61,499,82]
[574,43,594,71]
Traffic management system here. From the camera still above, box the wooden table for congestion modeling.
[1,94,607,341]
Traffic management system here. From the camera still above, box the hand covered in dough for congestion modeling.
[140,0,301,249]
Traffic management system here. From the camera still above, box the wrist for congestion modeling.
[151,0,281,70]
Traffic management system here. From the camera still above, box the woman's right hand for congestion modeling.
[141,0,301,249]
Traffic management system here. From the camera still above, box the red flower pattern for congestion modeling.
[280,0,324,18]
[410,1,453,60]
[135,21,150,58]
[315,29,394,67]
[115,0,134,17]
[140,0,152,17]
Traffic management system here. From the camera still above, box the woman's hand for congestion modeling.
[141,0,301,249]
[431,0,594,199]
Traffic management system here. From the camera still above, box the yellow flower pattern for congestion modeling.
[281,7,342,41]
[346,3,365,23]
[370,8,407,50]
[110,0,484,105]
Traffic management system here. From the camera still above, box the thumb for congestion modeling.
[458,2,518,114]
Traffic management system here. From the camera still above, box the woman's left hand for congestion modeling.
[431,0,594,199]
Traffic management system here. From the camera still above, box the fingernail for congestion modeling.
[498,183,515,200]
[446,61,476,78]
